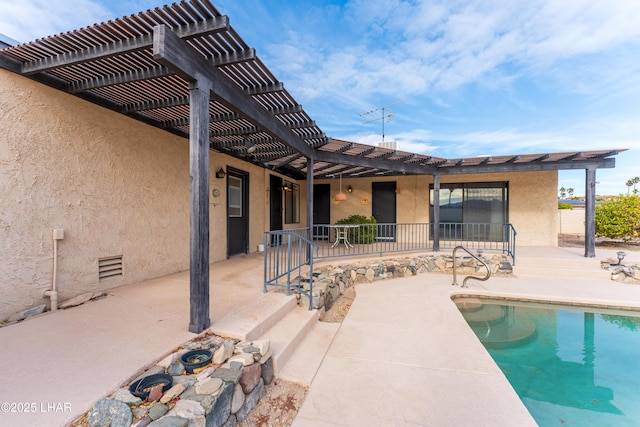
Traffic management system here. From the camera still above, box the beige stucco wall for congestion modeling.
[558,208,585,235]
[0,70,300,320]
[316,170,558,247]
[0,68,557,320]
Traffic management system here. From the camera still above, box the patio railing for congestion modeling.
[263,228,317,309]
[263,222,517,308]
[313,222,517,264]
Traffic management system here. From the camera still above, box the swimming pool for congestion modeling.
[454,297,640,426]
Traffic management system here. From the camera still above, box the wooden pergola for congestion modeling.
[0,0,623,332]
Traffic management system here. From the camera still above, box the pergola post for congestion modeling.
[432,174,441,252]
[306,157,314,245]
[584,166,597,258]
[188,78,212,333]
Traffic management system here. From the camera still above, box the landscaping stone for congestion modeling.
[87,398,132,427]
[235,378,265,422]
[59,292,94,309]
[196,377,223,395]
[160,383,186,404]
[228,353,254,366]
[167,362,185,376]
[210,367,241,383]
[260,357,274,385]
[171,375,197,388]
[205,382,234,427]
[230,383,245,414]
[239,361,262,394]
[7,304,46,322]
[213,340,234,364]
[222,414,237,427]
[195,366,216,382]
[132,407,149,419]
[148,416,190,427]
[148,383,164,402]
[148,403,169,420]
[113,388,142,406]
[166,399,205,419]
[131,415,152,427]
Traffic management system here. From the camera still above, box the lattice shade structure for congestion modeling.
[0,0,624,180]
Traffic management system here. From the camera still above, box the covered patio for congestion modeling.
[0,0,624,333]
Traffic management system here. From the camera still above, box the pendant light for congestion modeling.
[335,173,347,201]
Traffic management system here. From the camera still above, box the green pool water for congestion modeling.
[456,299,640,426]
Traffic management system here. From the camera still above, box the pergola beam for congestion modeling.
[22,17,230,75]
[153,25,314,159]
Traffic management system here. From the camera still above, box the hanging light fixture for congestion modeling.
[244,138,256,154]
[335,173,347,201]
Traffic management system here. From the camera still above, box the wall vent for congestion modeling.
[99,255,123,281]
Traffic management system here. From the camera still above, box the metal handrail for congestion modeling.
[263,228,318,309]
[452,245,492,288]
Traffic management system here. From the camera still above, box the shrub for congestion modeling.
[335,215,377,244]
[558,202,573,210]
[595,195,640,240]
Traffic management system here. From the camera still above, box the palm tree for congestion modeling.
[626,180,634,195]
[567,188,574,199]
[559,187,566,199]
[633,177,639,195]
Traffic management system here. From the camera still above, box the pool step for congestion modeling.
[475,310,537,348]
[457,304,505,325]
[459,303,537,348]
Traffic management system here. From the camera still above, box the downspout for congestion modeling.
[43,229,64,311]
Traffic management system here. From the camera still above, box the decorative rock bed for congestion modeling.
[601,260,640,283]
[72,333,274,427]
[298,253,514,310]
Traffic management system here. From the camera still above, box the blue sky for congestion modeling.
[2,0,639,196]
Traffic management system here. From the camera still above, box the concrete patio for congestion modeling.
[0,247,639,426]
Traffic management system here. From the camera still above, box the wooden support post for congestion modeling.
[432,174,440,252]
[584,167,596,258]
[189,78,212,333]
[306,157,314,246]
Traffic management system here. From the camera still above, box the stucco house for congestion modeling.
[0,0,623,331]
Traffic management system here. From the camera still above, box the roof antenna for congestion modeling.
[360,100,405,144]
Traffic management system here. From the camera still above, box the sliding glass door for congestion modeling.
[430,182,508,242]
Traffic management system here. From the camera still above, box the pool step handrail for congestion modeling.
[452,245,492,288]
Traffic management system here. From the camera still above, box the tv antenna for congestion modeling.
[360,100,405,143]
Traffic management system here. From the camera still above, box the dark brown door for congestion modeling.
[227,168,249,257]
[313,183,331,239]
[372,181,397,241]
[269,175,283,245]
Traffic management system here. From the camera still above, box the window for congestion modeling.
[429,182,508,241]
[284,181,300,224]
[228,175,242,217]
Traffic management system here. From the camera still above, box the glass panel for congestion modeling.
[464,187,505,241]
[429,182,508,242]
[228,175,242,218]
[284,182,300,224]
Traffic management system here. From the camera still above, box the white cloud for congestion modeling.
[0,0,112,43]
[269,0,640,104]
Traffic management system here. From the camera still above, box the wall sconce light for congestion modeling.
[216,168,226,179]
[281,185,291,192]
[616,251,626,265]
[348,185,353,193]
